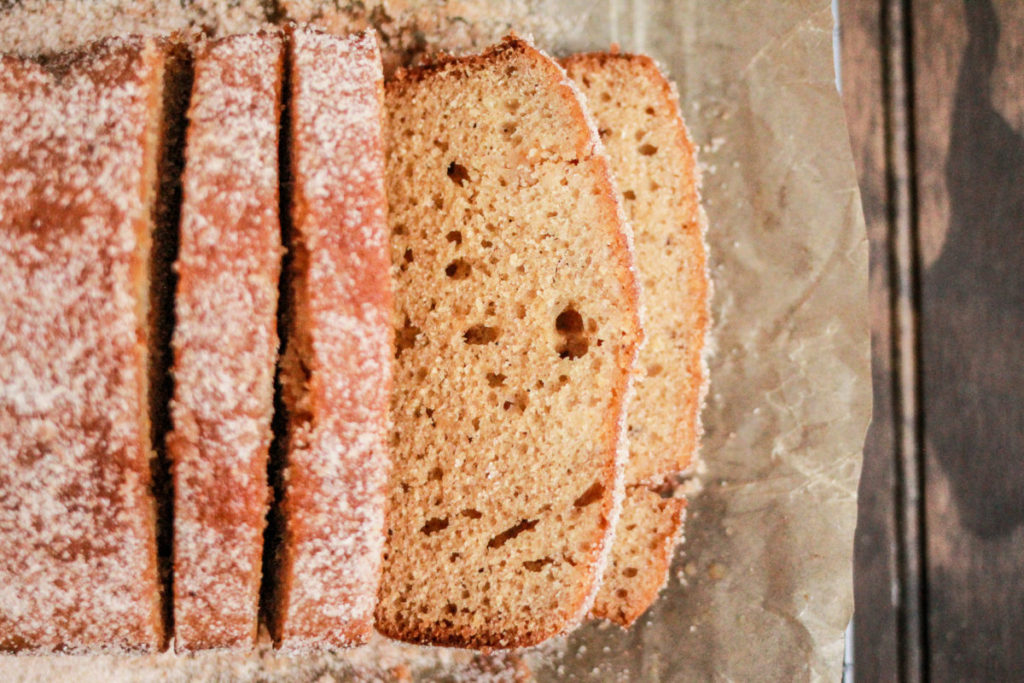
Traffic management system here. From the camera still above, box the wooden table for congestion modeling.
[841,1,1024,680]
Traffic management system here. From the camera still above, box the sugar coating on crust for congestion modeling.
[168,32,284,652]
[0,37,166,653]
[376,36,641,649]
[271,27,392,651]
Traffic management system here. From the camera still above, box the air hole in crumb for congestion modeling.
[446,230,462,245]
[395,318,421,358]
[635,129,647,141]
[501,121,517,136]
[447,161,470,186]
[558,338,589,360]
[472,417,480,430]
[556,308,584,334]
[461,508,483,519]
[623,567,639,578]
[445,259,472,279]
[487,519,538,549]
[446,603,458,615]
[434,139,449,152]
[515,304,526,319]
[600,91,612,102]
[403,248,414,263]
[393,223,406,236]
[432,193,444,209]
[616,589,628,599]
[639,143,659,156]
[645,105,656,115]
[598,127,611,140]
[647,364,664,377]
[420,517,449,535]
[464,324,500,345]
[505,98,521,112]
[574,482,605,507]
[482,239,494,248]
[427,467,443,481]
[650,180,661,191]
[486,372,506,387]
[622,189,637,201]
[523,557,554,572]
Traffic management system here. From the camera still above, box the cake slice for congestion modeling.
[167,32,284,652]
[562,52,709,626]
[0,36,172,653]
[376,36,643,649]
[267,27,392,650]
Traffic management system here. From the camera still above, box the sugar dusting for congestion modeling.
[274,27,394,651]
[167,32,284,650]
[0,38,165,653]
[0,0,269,57]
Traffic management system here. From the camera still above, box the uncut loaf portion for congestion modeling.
[168,31,283,652]
[0,36,177,653]
[563,52,709,627]
[376,36,643,649]
[267,26,393,651]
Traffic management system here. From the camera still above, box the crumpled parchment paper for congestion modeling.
[0,1,869,680]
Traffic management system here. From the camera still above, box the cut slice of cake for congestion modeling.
[588,487,686,626]
[267,26,392,650]
[376,36,643,649]
[167,32,284,652]
[562,52,709,627]
[0,36,172,653]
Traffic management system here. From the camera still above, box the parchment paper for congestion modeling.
[0,1,869,680]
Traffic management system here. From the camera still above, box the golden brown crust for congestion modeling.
[168,31,284,652]
[269,26,392,651]
[0,36,167,653]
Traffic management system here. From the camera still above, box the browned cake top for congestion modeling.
[274,27,392,650]
[0,37,165,653]
[168,31,284,651]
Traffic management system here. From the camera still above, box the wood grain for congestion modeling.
[839,2,901,680]
[913,0,1024,679]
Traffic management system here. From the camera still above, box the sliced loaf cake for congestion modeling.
[376,36,643,648]
[267,27,392,650]
[0,36,172,653]
[563,52,709,626]
[168,32,283,651]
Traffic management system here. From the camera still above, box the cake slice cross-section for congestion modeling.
[375,36,643,649]
[267,27,393,651]
[0,36,172,653]
[167,31,284,652]
[563,51,710,627]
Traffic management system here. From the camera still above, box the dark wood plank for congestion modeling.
[912,0,1024,679]
[839,2,902,680]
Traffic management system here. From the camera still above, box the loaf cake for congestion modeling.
[0,36,172,653]
[563,52,709,626]
[267,27,392,650]
[376,36,643,648]
[167,32,283,651]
